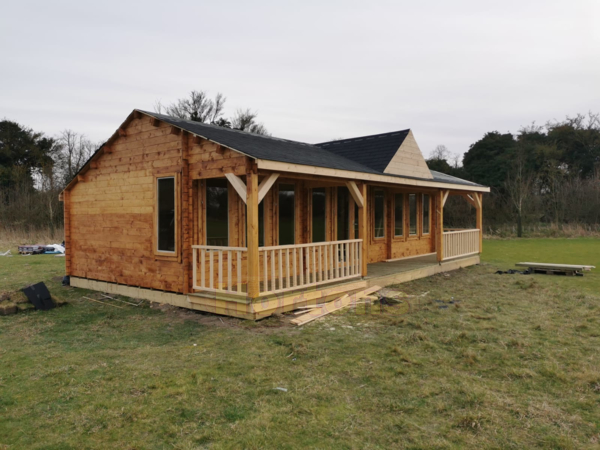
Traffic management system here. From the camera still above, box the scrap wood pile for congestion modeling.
[289,286,433,326]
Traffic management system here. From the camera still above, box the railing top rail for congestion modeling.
[259,239,362,251]
[192,245,248,251]
[443,229,480,235]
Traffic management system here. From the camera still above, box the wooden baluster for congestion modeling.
[305,248,310,284]
[237,251,242,292]
[201,249,206,288]
[209,250,214,289]
[299,247,304,286]
[227,250,232,291]
[263,250,267,292]
[318,246,322,282]
[293,248,297,287]
[218,250,223,289]
[311,246,316,284]
[286,249,290,289]
[271,249,275,292]
[193,248,197,289]
[278,249,283,291]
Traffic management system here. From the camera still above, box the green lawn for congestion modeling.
[1,239,599,449]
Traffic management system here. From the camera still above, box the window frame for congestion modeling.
[310,187,327,243]
[205,178,230,247]
[372,188,386,240]
[408,193,418,237]
[153,173,181,260]
[277,182,296,245]
[422,193,431,236]
[393,192,405,239]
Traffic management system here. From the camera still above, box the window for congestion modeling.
[278,184,295,245]
[337,187,350,240]
[258,201,265,247]
[409,194,417,235]
[394,193,404,237]
[373,189,385,238]
[312,188,326,242]
[206,179,228,246]
[422,194,430,234]
[157,177,176,252]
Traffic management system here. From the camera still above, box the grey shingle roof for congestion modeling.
[315,130,410,173]
[138,110,485,188]
[140,111,379,175]
[430,170,482,187]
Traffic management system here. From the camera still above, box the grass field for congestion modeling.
[1,239,599,449]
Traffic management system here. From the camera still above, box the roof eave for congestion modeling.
[256,159,490,192]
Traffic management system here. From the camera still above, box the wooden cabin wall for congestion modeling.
[66,115,249,294]
[67,116,185,292]
[366,185,435,264]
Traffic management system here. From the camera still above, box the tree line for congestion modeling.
[429,112,600,236]
[2,98,598,238]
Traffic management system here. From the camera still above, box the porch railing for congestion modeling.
[192,245,247,295]
[258,239,362,295]
[443,229,480,260]
[192,239,363,297]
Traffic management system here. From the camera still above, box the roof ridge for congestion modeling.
[316,129,411,147]
[138,109,319,148]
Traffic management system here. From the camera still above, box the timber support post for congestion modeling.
[476,192,483,253]
[358,182,368,277]
[436,189,446,262]
[246,166,260,298]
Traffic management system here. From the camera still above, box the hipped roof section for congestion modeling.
[62,109,488,194]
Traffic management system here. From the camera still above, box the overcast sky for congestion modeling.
[1,0,599,160]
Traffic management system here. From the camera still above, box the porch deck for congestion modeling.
[363,253,480,289]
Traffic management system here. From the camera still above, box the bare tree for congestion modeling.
[155,90,269,135]
[156,90,226,124]
[55,130,96,186]
[430,144,450,160]
[505,147,536,237]
[231,109,269,135]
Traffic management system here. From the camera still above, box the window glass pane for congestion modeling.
[157,177,175,252]
[258,201,264,247]
[374,189,385,238]
[312,188,326,242]
[337,187,350,240]
[278,184,295,245]
[206,179,228,246]
[423,194,430,234]
[409,194,417,235]
[394,193,404,237]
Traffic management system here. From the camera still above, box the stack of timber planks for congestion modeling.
[290,285,381,326]
[516,262,595,276]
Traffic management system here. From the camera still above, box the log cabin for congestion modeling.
[59,110,490,319]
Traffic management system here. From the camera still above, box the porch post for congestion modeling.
[246,168,260,298]
[436,189,445,262]
[476,192,483,253]
[358,182,368,276]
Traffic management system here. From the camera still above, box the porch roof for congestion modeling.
[140,110,486,190]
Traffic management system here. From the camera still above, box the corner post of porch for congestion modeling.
[436,189,446,262]
[476,192,483,253]
[246,166,260,298]
[358,182,368,277]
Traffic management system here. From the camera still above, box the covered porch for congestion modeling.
[187,169,483,304]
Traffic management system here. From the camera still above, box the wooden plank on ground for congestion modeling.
[516,262,595,271]
[290,285,381,326]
